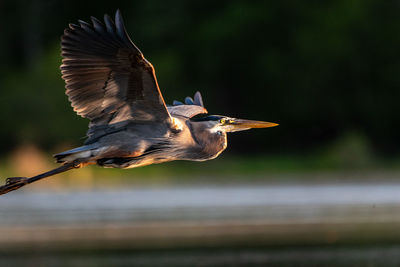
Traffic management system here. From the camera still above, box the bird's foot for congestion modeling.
[0,177,29,195]
[6,177,29,186]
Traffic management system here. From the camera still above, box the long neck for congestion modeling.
[185,121,227,161]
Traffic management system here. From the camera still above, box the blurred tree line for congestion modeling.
[0,0,399,158]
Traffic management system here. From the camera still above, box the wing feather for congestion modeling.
[193,91,204,107]
[184,97,194,105]
[168,91,208,118]
[61,10,171,127]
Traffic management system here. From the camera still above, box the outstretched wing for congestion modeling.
[61,10,171,126]
[167,91,208,118]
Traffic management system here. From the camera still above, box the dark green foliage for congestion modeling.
[0,0,399,156]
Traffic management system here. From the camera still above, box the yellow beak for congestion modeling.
[226,118,279,132]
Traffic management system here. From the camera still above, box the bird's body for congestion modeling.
[0,10,277,195]
[55,112,229,169]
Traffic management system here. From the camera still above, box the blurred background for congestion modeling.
[1,0,400,266]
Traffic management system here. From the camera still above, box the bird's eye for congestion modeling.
[216,131,223,136]
[220,118,226,124]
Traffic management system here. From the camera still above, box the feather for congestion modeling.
[168,105,208,118]
[194,91,204,107]
[185,97,194,105]
[173,100,184,106]
[60,10,172,128]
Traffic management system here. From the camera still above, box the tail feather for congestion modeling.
[54,144,97,163]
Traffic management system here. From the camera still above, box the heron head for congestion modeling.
[190,115,278,133]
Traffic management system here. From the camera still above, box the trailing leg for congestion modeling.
[0,160,93,195]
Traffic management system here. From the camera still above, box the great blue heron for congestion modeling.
[0,10,277,195]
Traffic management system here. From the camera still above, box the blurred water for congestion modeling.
[1,182,400,225]
[2,181,400,266]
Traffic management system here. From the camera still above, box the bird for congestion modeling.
[0,10,278,195]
